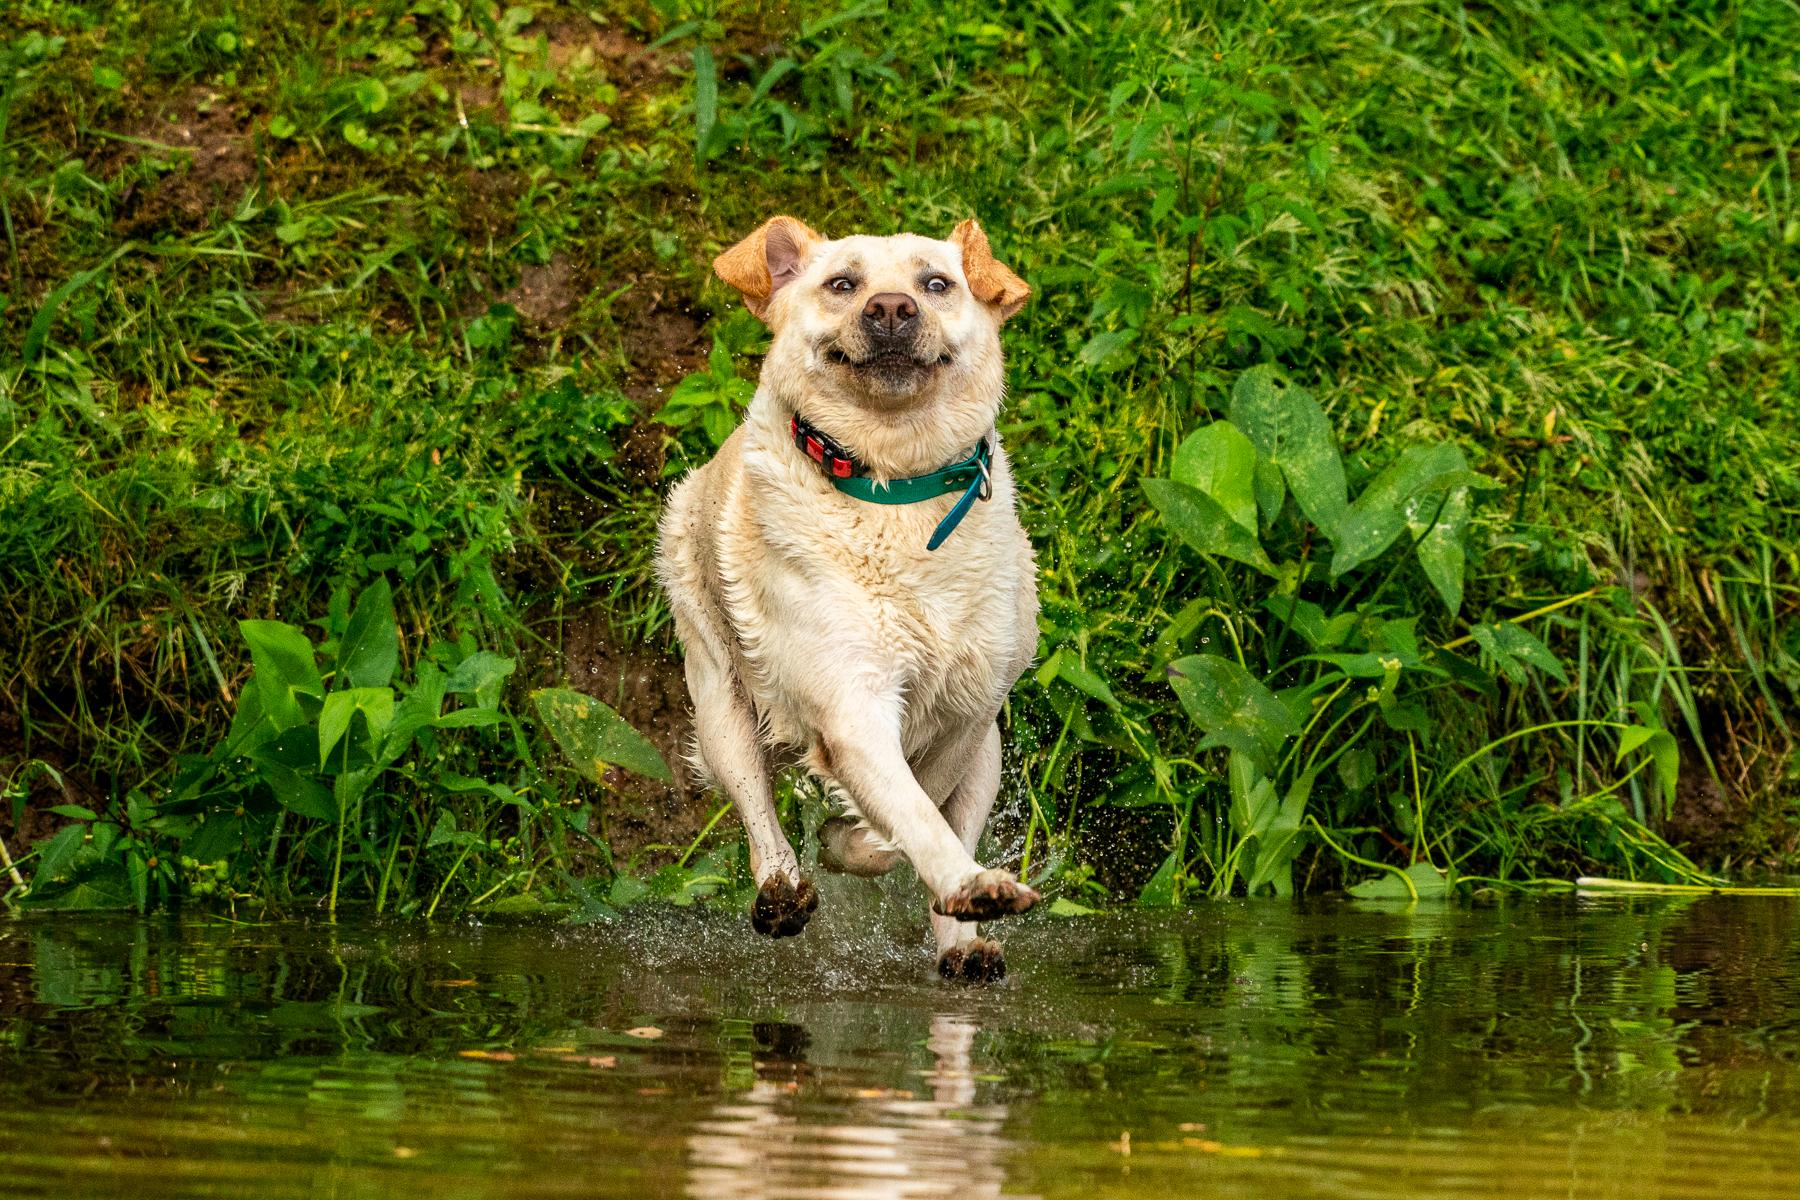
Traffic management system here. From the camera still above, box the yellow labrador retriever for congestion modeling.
[656,216,1040,980]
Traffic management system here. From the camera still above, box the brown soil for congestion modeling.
[501,253,586,328]
[620,301,708,401]
[540,17,679,86]
[111,88,259,237]
[558,611,707,865]
[0,710,94,866]
[1664,730,1745,864]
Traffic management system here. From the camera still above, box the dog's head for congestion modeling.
[712,217,1029,412]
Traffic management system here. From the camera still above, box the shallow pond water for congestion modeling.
[3,891,1799,1199]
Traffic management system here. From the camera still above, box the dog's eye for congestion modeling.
[925,276,952,294]
[826,277,856,293]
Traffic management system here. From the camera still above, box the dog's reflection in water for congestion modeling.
[686,1013,1011,1200]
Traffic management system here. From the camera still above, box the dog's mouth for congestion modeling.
[828,346,952,371]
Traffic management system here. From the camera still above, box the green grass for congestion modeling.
[2,0,1796,914]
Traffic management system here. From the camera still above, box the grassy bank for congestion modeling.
[2,0,1796,915]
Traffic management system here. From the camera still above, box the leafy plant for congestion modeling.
[1136,367,1687,900]
[13,577,663,916]
[659,316,762,450]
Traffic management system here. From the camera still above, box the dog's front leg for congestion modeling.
[814,707,1037,926]
[930,723,1012,982]
[686,648,816,938]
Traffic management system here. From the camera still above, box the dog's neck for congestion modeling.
[753,382,1001,480]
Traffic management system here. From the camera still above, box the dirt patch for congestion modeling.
[619,300,708,400]
[540,17,679,87]
[1664,737,1746,865]
[501,253,585,328]
[111,89,259,236]
[559,611,708,865]
[595,297,707,483]
[0,721,94,870]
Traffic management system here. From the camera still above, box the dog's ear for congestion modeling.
[713,216,822,320]
[949,219,1029,322]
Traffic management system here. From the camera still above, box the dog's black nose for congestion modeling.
[861,292,918,336]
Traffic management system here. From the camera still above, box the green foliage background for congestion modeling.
[2,0,1796,913]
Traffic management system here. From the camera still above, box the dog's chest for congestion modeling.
[761,495,1025,721]
[851,534,1015,710]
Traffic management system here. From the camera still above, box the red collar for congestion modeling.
[790,413,865,479]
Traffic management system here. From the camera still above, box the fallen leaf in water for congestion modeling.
[1178,1122,1208,1132]
[430,979,478,987]
[393,1147,418,1159]
[625,1026,664,1039]
[635,1087,670,1096]
[852,1088,914,1100]
[458,1049,516,1061]
[1181,1137,1265,1157]
[557,1055,617,1068]
[534,1046,577,1054]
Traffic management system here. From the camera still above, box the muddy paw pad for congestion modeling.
[932,869,1041,922]
[751,876,819,938]
[938,938,1006,983]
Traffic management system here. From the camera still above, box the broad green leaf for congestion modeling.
[33,824,88,882]
[1348,861,1451,901]
[1166,654,1299,772]
[1616,724,1659,760]
[1262,596,1356,649]
[1055,654,1120,709]
[1405,486,1471,616]
[1617,722,1679,811]
[263,764,336,820]
[1470,621,1568,684]
[427,810,472,849]
[432,706,504,729]
[1227,751,1277,839]
[1137,846,1181,906]
[1047,896,1101,916]
[532,688,673,784]
[337,577,398,688]
[1170,421,1258,533]
[1337,747,1377,793]
[1252,457,1286,527]
[318,687,395,769]
[240,620,323,731]
[47,804,98,821]
[441,772,534,812]
[1330,443,1487,578]
[446,651,517,702]
[1247,769,1314,895]
[223,680,273,755]
[21,862,132,910]
[1227,366,1346,537]
[1378,701,1434,734]
[1143,479,1275,574]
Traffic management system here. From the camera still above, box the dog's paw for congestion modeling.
[932,869,1040,922]
[937,937,1006,983]
[751,874,819,938]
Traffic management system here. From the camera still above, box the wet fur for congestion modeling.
[657,218,1039,975]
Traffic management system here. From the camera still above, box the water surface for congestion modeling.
[4,892,1798,1198]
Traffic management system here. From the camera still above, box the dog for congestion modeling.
[656,216,1041,981]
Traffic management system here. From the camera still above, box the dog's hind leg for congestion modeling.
[686,647,816,938]
[815,711,1036,940]
[930,723,1009,982]
[819,720,983,877]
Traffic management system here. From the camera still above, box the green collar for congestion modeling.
[790,413,994,551]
